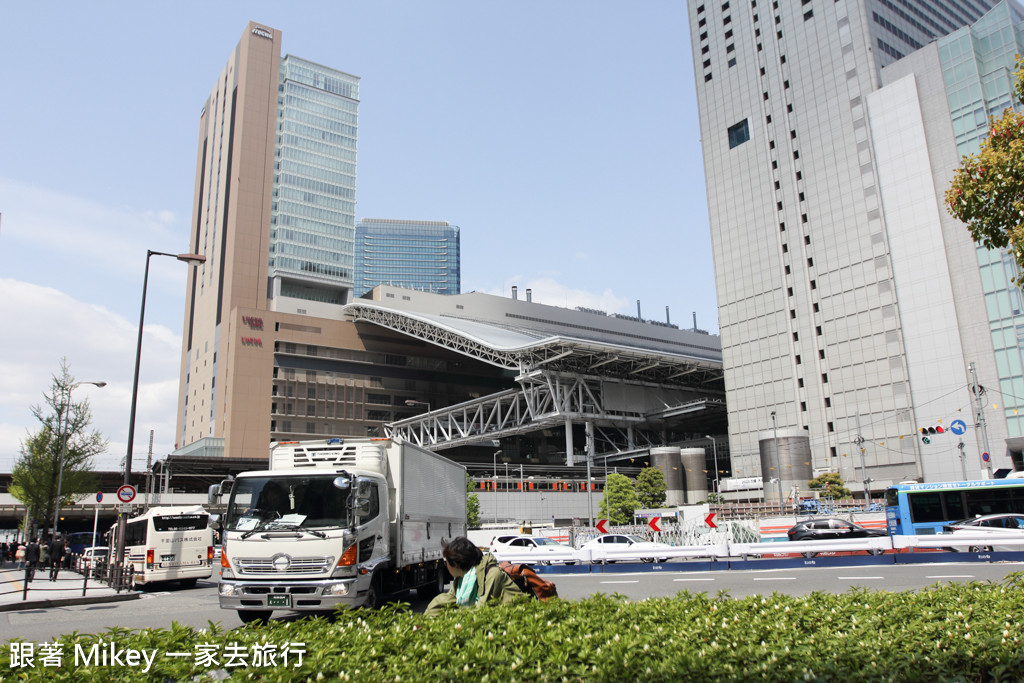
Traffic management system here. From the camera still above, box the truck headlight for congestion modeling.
[323,582,352,596]
[219,583,241,597]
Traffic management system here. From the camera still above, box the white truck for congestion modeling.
[210,437,466,623]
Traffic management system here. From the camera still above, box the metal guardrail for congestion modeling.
[492,533,1024,565]
[0,556,135,603]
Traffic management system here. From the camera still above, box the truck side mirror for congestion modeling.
[208,484,221,505]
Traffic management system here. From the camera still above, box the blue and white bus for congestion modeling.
[884,479,1024,535]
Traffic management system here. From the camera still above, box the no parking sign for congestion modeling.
[117,485,137,503]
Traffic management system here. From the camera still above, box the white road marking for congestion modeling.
[599,580,640,584]
[753,577,796,581]
[673,578,716,582]
[927,575,975,579]
[837,576,884,580]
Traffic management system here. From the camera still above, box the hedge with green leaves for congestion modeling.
[4,573,1024,681]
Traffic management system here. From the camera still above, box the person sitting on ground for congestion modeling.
[424,536,524,616]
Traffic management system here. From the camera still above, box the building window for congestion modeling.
[728,119,750,148]
[728,57,737,67]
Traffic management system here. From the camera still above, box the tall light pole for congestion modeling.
[53,381,106,536]
[115,250,205,574]
[492,449,501,524]
[705,435,719,494]
[770,411,783,513]
[405,399,431,412]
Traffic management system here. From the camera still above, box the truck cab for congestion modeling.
[213,437,464,623]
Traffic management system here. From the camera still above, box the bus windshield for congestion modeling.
[224,475,364,532]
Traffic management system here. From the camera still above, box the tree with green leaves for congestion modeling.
[599,473,640,525]
[635,466,667,509]
[466,474,481,528]
[946,57,1024,286]
[807,472,852,500]
[11,360,106,539]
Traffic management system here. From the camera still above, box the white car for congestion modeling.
[76,546,110,573]
[489,535,576,565]
[579,534,675,563]
[943,514,1024,552]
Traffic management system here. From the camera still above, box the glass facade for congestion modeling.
[270,56,359,301]
[939,1,1024,438]
[353,219,461,297]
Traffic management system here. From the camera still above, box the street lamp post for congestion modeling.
[705,435,719,494]
[492,449,501,524]
[53,380,106,537]
[404,399,431,412]
[114,250,205,576]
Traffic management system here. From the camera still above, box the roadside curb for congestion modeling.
[0,591,140,613]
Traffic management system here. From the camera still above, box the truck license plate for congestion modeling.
[267,595,291,608]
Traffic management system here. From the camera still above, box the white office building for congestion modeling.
[688,0,1020,498]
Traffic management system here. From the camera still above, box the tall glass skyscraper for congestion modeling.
[353,219,461,297]
[271,56,359,306]
[919,2,1024,440]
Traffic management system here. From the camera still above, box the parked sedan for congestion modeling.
[579,534,675,563]
[490,536,576,565]
[75,546,110,573]
[786,518,887,542]
[942,513,1024,552]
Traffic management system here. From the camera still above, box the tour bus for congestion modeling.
[107,505,214,589]
[884,478,1024,535]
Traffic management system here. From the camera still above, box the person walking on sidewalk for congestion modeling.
[24,538,41,582]
[15,543,26,570]
[48,535,66,581]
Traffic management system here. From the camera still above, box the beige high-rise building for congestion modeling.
[175,22,369,458]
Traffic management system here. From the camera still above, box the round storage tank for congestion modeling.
[758,428,812,507]
[650,446,684,506]
[680,447,709,504]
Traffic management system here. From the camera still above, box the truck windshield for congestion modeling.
[224,475,353,532]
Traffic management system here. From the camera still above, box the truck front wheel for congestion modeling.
[363,574,384,610]
[238,610,272,625]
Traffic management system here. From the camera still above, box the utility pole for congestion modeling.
[854,413,870,506]
[969,362,993,479]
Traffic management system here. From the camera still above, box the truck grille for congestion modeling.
[235,556,335,574]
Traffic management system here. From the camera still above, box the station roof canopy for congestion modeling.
[345,287,723,391]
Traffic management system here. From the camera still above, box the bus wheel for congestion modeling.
[969,545,993,553]
[239,610,271,625]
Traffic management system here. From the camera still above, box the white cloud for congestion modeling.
[0,279,183,473]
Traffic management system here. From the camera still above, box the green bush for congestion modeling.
[5,573,1024,681]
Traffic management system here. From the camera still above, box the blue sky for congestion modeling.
[0,1,713,472]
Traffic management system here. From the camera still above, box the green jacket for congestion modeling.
[424,553,524,616]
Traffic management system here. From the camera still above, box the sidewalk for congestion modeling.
[0,564,139,612]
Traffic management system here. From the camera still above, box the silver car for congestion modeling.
[943,514,1024,552]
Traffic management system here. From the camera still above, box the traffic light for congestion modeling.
[919,425,944,443]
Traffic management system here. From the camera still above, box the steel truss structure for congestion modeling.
[347,302,725,461]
